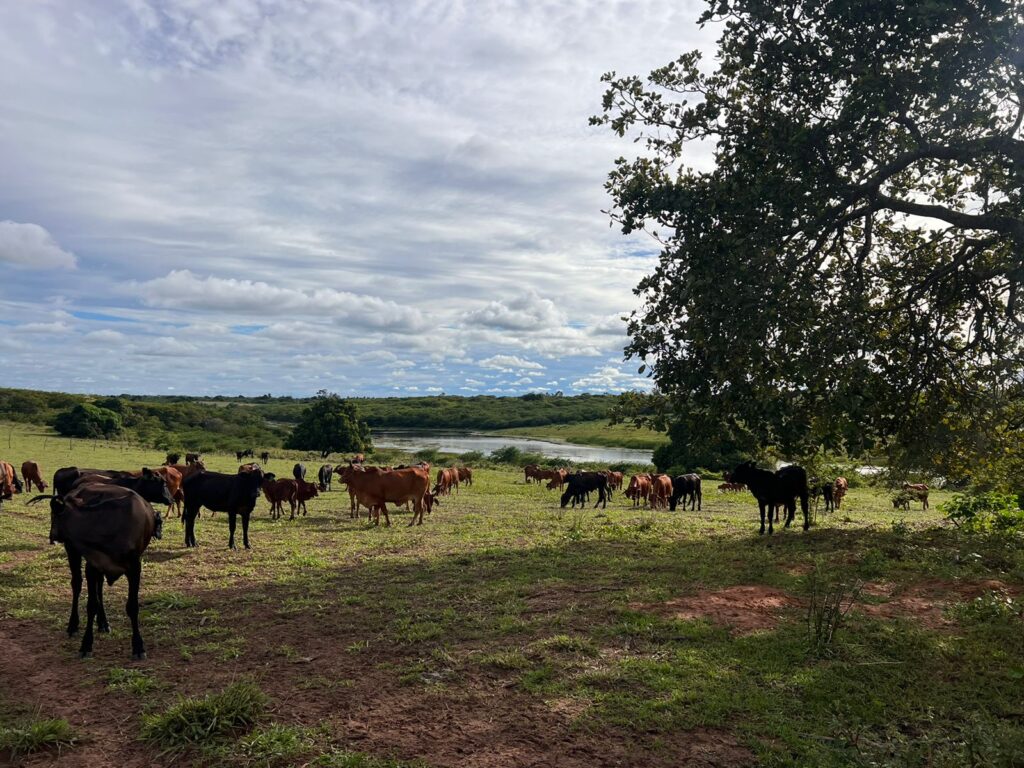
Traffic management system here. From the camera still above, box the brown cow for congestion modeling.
[434,467,458,496]
[625,474,651,507]
[165,461,206,517]
[545,468,568,490]
[606,471,624,491]
[338,464,430,526]
[457,466,473,486]
[239,462,262,473]
[648,474,672,510]
[0,461,22,499]
[129,465,182,518]
[293,479,319,518]
[524,464,541,484]
[21,461,47,492]
[833,477,849,509]
[262,477,297,519]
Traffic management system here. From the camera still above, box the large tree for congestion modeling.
[285,390,372,456]
[595,0,1023,471]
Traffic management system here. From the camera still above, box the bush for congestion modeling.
[52,403,123,439]
[285,391,371,455]
[459,451,485,464]
[942,492,1024,533]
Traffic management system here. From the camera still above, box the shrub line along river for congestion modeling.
[372,430,654,465]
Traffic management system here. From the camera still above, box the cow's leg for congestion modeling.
[80,564,100,658]
[184,508,198,547]
[241,509,251,549]
[228,510,237,549]
[126,557,145,660]
[95,575,111,633]
[66,548,82,637]
[381,504,390,527]
[760,501,768,535]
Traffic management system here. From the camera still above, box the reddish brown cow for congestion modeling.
[625,474,651,507]
[606,471,624,491]
[524,464,541,484]
[833,477,849,509]
[338,464,430,526]
[262,477,297,519]
[434,468,458,496]
[0,461,21,499]
[545,468,568,490]
[457,466,473,486]
[293,479,319,518]
[21,461,47,492]
[648,474,672,510]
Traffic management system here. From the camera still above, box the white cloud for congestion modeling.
[0,221,76,269]
[478,354,545,372]
[464,291,565,331]
[572,365,653,392]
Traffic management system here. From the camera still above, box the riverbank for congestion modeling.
[487,420,668,450]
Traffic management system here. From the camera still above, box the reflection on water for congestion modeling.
[373,430,653,465]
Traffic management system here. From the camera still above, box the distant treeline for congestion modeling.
[0,388,617,452]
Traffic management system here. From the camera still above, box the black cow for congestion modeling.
[318,464,333,492]
[54,467,138,497]
[31,483,162,659]
[293,463,306,481]
[560,472,608,509]
[235,449,254,461]
[811,482,835,515]
[260,451,270,465]
[182,469,264,549]
[185,452,201,465]
[669,473,702,511]
[731,461,810,535]
[165,452,180,466]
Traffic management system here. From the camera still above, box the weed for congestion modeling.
[235,723,313,767]
[806,562,863,658]
[478,649,530,670]
[315,749,428,768]
[141,681,267,747]
[947,592,1022,625]
[0,716,76,758]
[537,634,599,657]
[106,667,157,695]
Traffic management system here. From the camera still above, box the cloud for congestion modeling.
[464,291,565,331]
[0,221,76,269]
[572,365,653,392]
[478,354,545,372]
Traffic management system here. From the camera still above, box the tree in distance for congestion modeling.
[284,390,372,457]
[595,0,1023,478]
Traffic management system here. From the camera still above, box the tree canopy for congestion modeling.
[53,403,124,439]
[595,0,1023,473]
[284,391,372,455]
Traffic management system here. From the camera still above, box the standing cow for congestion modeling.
[21,461,47,492]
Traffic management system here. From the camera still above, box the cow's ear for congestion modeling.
[143,467,153,477]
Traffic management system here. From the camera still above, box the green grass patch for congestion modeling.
[141,681,267,748]
[315,749,430,767]
[106,667,158,695]
[0,716,76,758]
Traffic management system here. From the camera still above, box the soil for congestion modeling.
[632,585,800,635]
[858,578,1020,630]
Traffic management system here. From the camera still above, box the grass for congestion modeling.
[141,681,268,747]
[0,715,76,758]
[0,421,1022,766]
[489,420,669,450]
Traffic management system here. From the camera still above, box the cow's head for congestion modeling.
[138,468,175,507]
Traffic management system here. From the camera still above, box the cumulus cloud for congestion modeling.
[0,221,76,269]
[138,270,429,333]
[464,291,565,332]
[572,365,653,392]
[478,354,545,372]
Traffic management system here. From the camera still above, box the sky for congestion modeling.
[0,0,715,398]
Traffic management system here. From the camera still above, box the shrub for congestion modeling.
[806,561,863,657]
[53,403,123,438]
[943,492,1024,533]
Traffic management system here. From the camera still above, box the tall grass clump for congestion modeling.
[141,681,267,747]
[0,716,76,758]
[806,561,863,658]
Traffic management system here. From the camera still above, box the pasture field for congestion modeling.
[1,424,1023,767]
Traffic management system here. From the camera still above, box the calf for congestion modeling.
[293,479,319,518]
[648,474,672,509]
[182,469,264,549]
[811,482,835,514]
[669,473,702,511]
[21,460,47,493]
[560,471,609,509]
[318,464,333,492]
[731,461,810,535]
[43,483,161,660]
[262,476,297,519]
[833,477,849,509]
[894,488,928,510]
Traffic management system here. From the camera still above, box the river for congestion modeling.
[373,430,653,465]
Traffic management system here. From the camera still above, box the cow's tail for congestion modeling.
[27,494,59,506]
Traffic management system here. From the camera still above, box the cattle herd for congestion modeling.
[0,451,933,661]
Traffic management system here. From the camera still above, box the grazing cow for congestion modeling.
[625,474,651,507]
[560,471,609,509]
[43,483,161,660]
[606,471,624,491]
[236,449,254,461]
[259,451,270,465]
[293,479,319,517]
[434,467,457,496]
[185,452,201,465]
[262,476,297,519]
[902,482,929,493]
[1,461,23,498]
[731,461,810,535]
[669,473,702,511]
[833,477,849,509]
[318,464,333,492]
[648,474,672,509]
[894,488,929,510]
[545,468,568,491]
[811,482,835,514]
[457,466,473,486]
[337,464,430,526]
[293,463,306,481]
[21,461,47,493]
[718,482,746,492]
[182,469,264,549]
[165,452,181,466]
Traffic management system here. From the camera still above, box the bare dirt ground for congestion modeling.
[632,585,801,635]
